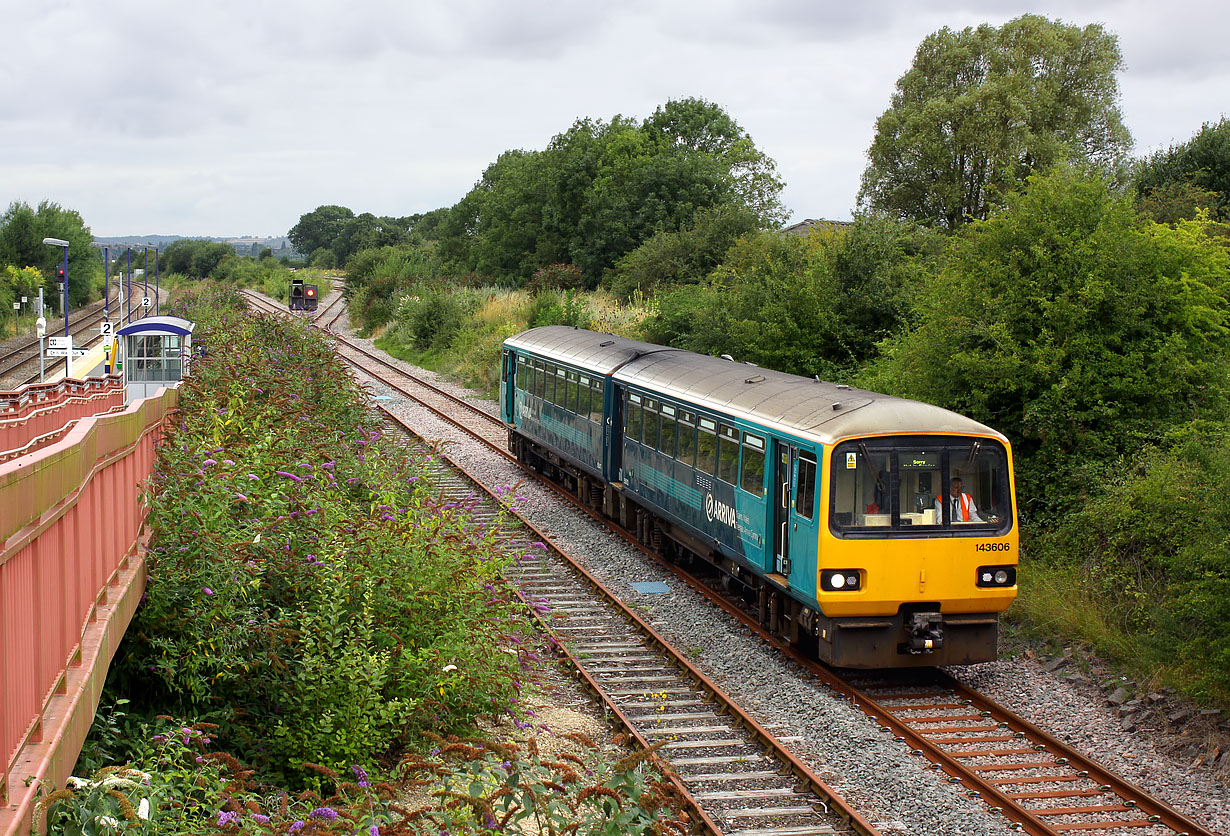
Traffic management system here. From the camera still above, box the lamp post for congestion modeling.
[126,248,133,324]
[154,247,160,314]
[42,236,70,377]
[142,247,150,317]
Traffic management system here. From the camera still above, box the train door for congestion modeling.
[772,445,791,575]
[501,350,517,425]
[772,443,819,580]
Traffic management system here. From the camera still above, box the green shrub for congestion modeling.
[114,285,532,785]
[528,290,590,329]
[1030,422,1230,703]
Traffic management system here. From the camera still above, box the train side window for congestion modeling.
[642,398,660,450]
[625,393,643,444]
[515,356,526,391]
[542,362,555,402]
[577,375,592,419]
[533,361,546,399]
[740,432,766,495]
[590,381,604,422]
[659,404,677,458]
[697,417,717,475]
[677,410,696,468]
[555,367,566,408]
[796,453,817,521]
[565,370,579,413]
[718,424,740,485]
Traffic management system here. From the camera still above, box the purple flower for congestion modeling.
[309,807,339,821]
[275,470,304,482]
[202,459,217,467]
[351,765,370,787]
[234,493,250,503]
[247,473,260,480]
[289,822,304,833]
[251,813,270,823]
[369,827,379,836]
[203,587,214,596]
[222,459,235,466]
[216,809,239,826]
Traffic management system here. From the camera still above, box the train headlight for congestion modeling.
[976,566,1016,588]
[822,570,861,592]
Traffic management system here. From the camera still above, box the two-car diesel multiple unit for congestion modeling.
[500,326,1018,668]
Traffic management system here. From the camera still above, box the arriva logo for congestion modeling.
[705,493,738,528]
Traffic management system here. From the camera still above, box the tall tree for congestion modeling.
[859,15,1131,230]
[1135,117,1230,222]
[287,205,355,259]
[860,165,1230,520]
[0,200,100,312]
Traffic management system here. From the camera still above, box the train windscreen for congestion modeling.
[830,437,1011,535]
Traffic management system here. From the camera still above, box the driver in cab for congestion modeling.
[937,477,998,524]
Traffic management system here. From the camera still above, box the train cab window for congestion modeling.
[577,375,592,419]
[740,432,766,495]
[590,381,604,423]
[717,424,740,485]
[677,410,696,468]
[642,398,660,450]
[659,404,677,458]
[796,453,817,521]
[515,356,527,391]
[625,393,643,444]
[830,438,1012,536]
[697,417,717,475]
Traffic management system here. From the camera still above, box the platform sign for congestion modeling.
[141,297,152,308]
[100,321,114,337]
[48,336,72,350]
[47,347,89,358]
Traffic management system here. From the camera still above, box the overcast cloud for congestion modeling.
[2,1,1227,237]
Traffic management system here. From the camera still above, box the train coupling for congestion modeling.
[905,612,945,654]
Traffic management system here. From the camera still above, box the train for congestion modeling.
[500,326,1019,669]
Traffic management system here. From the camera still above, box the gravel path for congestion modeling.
[326,310,1229,836]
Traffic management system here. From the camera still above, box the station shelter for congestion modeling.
[115,315,195,403]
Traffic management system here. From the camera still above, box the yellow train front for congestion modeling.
[810,426,1018,668]
[500,327,1018,669]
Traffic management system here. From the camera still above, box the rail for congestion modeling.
[0,385,178,836]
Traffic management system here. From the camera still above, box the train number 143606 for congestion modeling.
[975,542,1011,552]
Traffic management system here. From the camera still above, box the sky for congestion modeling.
[3,1,1227,239]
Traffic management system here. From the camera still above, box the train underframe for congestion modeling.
[510,431,999,669]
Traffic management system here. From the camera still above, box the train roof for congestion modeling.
[503,326,1006,445]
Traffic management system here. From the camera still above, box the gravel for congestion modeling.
[327,309,1228,836]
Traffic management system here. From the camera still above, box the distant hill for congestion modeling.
[93,235,301,258]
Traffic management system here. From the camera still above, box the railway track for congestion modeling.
[240,288,1218,836]
[377,410,878,836]
[0,301,112,388]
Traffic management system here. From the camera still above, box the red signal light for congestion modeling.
[306,287,316,297]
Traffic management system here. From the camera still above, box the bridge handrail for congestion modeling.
[0,376,126,459]
[0,385,178,836]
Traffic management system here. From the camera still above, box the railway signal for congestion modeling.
[303,284,318,311]
[289,278,305,310]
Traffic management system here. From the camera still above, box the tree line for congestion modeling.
[290,14,1230,702]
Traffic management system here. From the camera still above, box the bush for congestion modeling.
[525,263,584,293]
[527,290,591,329]
[113,285,534,784]
[1030,423,1230,703]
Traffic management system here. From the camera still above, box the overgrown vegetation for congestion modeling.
[51,284,683,833]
